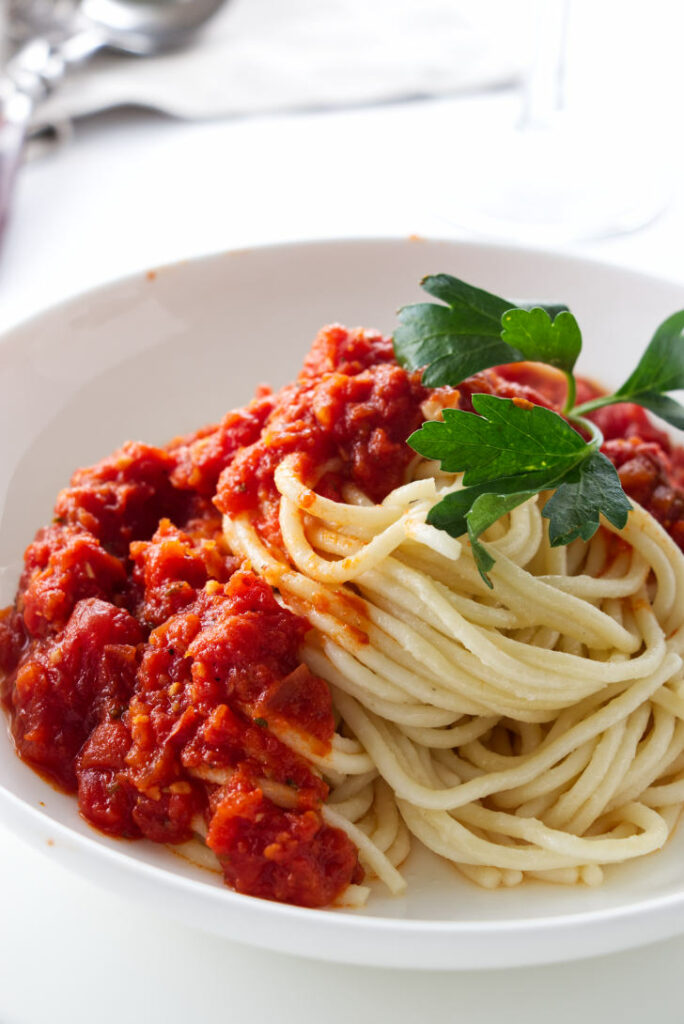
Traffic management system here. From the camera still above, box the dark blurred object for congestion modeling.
[7,1,79,48]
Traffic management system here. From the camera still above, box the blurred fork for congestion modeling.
[0,0,228,237]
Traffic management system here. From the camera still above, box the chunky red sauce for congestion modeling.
[1,324,683,907]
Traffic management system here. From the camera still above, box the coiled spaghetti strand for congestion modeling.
[221,457,684,893]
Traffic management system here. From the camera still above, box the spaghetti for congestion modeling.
[223,454,684,891]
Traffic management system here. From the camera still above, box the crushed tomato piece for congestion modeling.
[206,768,361,907]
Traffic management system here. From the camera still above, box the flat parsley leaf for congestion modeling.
[626,392,684,430]
[542,451,631,547]
[616,311,684,397]
[456,453,630,586]
[466,490,540,585]
[420,273,512,328]
[427,481,552,586]
[409,394,588,485]
[500,307,581,374]
[426,472,563,539]
[518,301,570,320]
[412,395,603,584]
[611,311,684,429]
[394,304,520,388]
[394,273,573,388]
[409,396,634,584]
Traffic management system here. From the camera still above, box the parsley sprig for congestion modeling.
[394,274,684,585]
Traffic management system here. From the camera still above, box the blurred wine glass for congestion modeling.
[448,0,671,244]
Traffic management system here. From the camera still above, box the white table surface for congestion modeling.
[3,35,684,1023]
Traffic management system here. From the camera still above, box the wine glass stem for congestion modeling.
[519,0,571,132]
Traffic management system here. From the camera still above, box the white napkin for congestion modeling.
[33,0,527,126]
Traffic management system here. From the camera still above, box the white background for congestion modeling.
[3,2,684,1021]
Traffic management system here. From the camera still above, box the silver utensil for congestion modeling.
[0,0,228,235]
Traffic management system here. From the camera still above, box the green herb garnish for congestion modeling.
[396,273,684,585]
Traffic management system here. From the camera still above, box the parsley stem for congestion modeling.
[573,394,622,417]
[567,412,604,450]
[562,371,576,415]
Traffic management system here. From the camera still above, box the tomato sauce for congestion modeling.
[1,324,682,908]
[213,325,427,547]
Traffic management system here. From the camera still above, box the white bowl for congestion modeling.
[1,237,684,970]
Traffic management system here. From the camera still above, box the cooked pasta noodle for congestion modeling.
[221,453,684,893]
